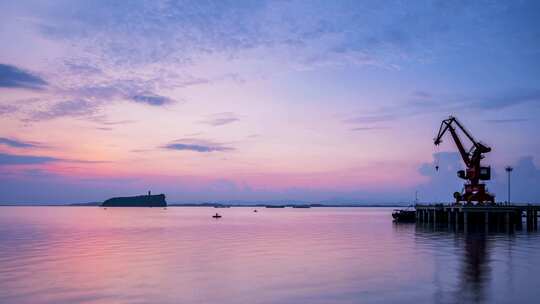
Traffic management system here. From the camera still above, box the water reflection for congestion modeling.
[458,233,490,304]
[413,221,540,304]
[0,207,539,304]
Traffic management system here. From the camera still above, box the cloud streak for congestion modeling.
[0,153,59,165]
[131,94,175,106]
[351,126,390,132]
[163,139,233,153]
[30,99,97,121]
[0,64,47,89]
[0,152,107,166]
[16,74,182,121]
[485,118,529,124]
[344,114,395,124]
[0,104,18,115]
[469,89,540,110]
[350,88,540,126]
[344,114,394,131]
[201,112,240,126]
[0,138,39,148]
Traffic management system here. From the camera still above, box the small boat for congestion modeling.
[392,207,416,222]
[212,213,222,219]
[253,209,258,212]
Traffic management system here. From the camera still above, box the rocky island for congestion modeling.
[101,191,167,207]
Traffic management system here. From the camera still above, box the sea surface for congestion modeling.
[0,207,539,304]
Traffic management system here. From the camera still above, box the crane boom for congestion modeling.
[435,118,471,166]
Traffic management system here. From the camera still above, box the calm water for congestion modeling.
[0,207,539,304]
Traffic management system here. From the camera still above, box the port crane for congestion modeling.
[434,116,495,204]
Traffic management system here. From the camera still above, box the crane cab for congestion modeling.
[479,166,491,180]
[458,166,491,181]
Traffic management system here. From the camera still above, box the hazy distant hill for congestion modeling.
[101,194,167,207]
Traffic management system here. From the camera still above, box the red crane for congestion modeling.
[434,116,495,204]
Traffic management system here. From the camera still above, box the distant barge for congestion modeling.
[101,191,167,207]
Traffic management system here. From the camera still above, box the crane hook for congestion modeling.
[434,145,440,172]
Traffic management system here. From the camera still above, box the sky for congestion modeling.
[1,0,540,204]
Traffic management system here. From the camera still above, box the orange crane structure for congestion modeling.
[434,116,495,204]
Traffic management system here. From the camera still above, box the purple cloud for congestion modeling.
[0,64,47,89]
[0,153,59,165]
[0,138,39,148]
[30,99,97,120]
[131,94,175,106]
[201,112,240,126]
[163,139,233,152]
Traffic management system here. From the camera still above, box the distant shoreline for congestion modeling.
[1,202,538,207]
[0,203,414,207]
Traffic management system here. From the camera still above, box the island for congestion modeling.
[101,191,167,207]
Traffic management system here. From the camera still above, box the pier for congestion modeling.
[415,204,539,232]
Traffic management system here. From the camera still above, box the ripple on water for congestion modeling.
[0,207,539,304]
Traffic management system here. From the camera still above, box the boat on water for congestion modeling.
[212,213,222,218]
[393,192,418,222]
[392,207,416,222]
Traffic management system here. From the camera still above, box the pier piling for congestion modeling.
[415,204,539,232]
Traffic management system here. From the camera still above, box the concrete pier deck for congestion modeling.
[415,204,539,232]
